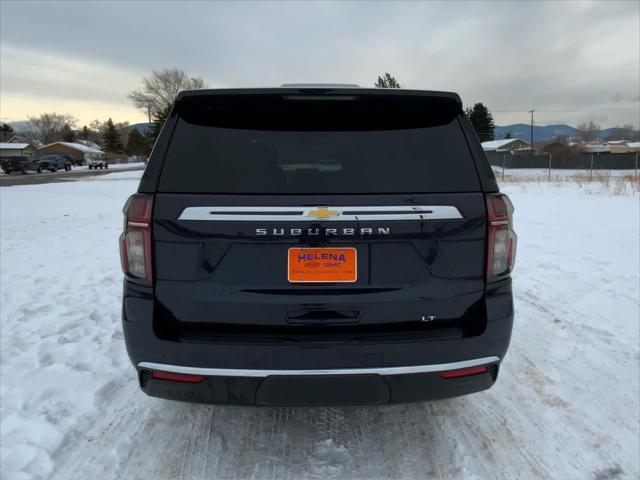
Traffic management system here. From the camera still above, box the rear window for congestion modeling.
[158,95,480,194]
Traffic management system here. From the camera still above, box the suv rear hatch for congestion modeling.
[149,90,488,341]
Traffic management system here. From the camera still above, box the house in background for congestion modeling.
[481,139,530,153]
[608,141,640,154]
[76,139,102,151]
[534,140,573,155]
[0,142,35,158]
[579,144,611,154]
[37,142,104,164]
[510,140,574,156]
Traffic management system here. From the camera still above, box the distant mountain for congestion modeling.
[8,120,152,134]
[8,119,636,143]
[129,123,151,135]
[494,123,638,142]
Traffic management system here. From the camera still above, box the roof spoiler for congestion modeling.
[174,87,463,110]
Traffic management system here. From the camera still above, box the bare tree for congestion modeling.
[115,121,130,147]
[605,124,638,141]
[128,68,206,117]
[27,113,77,144]
[84,119,105,144]
[85,119,130,146]
[576,121,601,143]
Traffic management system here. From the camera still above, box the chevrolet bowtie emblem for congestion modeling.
[306,207,339,219]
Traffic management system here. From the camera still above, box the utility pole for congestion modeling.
[529,109,535,155]
[147,106,151,124]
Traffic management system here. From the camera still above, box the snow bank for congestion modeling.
[0,162,145,177]
[1,176,137,479]
[1,175,638,479]
[492,167,638,179]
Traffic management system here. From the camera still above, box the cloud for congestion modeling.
[1,45,143,103]
[0,45,148,123]
[1,0,639,126]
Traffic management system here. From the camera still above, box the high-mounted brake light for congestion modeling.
[119,194,153,283]
[486,193,517,280]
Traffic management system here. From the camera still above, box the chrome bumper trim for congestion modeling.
[138,356,500,378]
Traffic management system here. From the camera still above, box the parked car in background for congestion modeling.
[33,154,71,172]
[60,154,82,167]
[1,156,31,174]
[87,157,109,169]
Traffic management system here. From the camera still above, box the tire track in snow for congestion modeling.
[5,179,638,480]
[47,382,634,480]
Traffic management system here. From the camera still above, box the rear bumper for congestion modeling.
[138,358,499,406]
[123,278,513,405]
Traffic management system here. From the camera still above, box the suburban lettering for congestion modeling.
[255,227,391,236]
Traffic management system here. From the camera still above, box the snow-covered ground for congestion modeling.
[0,162,145,176]
[491,167,638,181]
[1,171,638,480]
[60,162,146,174]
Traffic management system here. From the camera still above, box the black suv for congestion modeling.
[34,154,72,172]
[120,87,516,406]
[1,156,30,174]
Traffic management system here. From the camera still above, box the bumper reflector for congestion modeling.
[439,365,488,379]
[151,371,205,383]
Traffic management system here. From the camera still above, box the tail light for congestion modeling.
[119,194,153,283]
[486,193,517,280]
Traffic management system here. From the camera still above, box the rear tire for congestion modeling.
[37,167,42,173]
[52,166,57,172]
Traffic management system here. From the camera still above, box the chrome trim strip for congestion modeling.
[138,356,499,377]
[128,221,149,228]
[178,205,463,222]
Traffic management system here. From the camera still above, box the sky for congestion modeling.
[1,0,639,128]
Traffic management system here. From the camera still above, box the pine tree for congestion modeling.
[505,131,513,139]
[102,118,123,153]
[126,128,150,156]
[465,103,495,142]
[146,103,172,147]
[0,123,15,142]
[61,123,75,142]
[79,126,90,140]
[375,73,401,88]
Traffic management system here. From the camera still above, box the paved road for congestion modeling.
[0,166,145,187]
